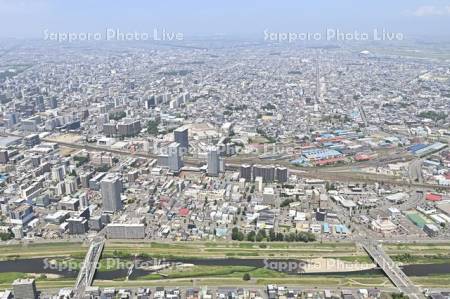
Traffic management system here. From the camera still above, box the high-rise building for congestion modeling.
[144,95,156,109]
[0,150,8,164]
[276,166,288,183]
[49,96,58,109]
[103,123,117,137]
[239,164,252,181]
[23,134,40,148]
[12,278,38,299]
[117,119,141,137]
[100,174,123,213]
[128,170,139,182]
[207,147,220,176]
[253,164,275,183]
[168,142,183,173]
[67,217,89,235]
[30,155,41,167]
[34,96,45,112]
[5,111,18,127]
[174,127,189,153]
[51,166,65,182]
[64,177,78,194]
[80,171,93,188]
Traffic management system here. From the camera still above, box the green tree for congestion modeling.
[146,120,160,135]
[276,232,284,241]
[231,227,239,240]
[256,229,266,242]
[246,231,256,242]
[268,229,276,241]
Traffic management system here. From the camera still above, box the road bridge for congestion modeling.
[361,240,425,299]
[74,238,105,297]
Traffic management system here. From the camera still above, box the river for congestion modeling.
[0,257,449,281]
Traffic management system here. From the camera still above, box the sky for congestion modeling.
[0,0,449,40]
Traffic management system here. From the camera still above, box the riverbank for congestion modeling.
[1,241,450,290]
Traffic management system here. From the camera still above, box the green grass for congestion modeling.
[0,241,360,261]
[225,252,259,257]
[391,254,450,265]
[256,274,391,287]
[412,274,450,287]
[248,267,289,278]
[101,241,361,260]
[155,265,256,280]
[0,242,87,260]
[385,243,450,264]
[0,272,26,284]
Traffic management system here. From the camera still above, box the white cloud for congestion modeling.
[409,5,450,17]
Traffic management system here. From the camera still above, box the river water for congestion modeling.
[0,258,449,280]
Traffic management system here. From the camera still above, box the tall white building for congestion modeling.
[100,174,123,213]
[168,142,183,173]
[207,146,220,176]
[51,166,65,182]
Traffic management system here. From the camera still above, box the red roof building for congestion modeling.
[426,193,443,202]
[179,208,190,217]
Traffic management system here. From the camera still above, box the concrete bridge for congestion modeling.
[361,240,425,299]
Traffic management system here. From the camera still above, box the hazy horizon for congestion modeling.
[0,0,449,41]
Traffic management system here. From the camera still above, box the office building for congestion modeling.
[103,123,117,137]
[49,96,58,109]
[89,172,107,191]
[9,205,34,225]
[34,96,45,112]
[23,134,40,148]
[100,174,123,213]
[80,171,93,188]
[67,217,89,235]
[174,127,189,153]
[51,166,65,182]
[88,216,104,231]
[144,95,156,109]
[0,150,8,164]
[117,118,141,137]
[64,177,77,194]
[253,164,275,183]
[276,166,288,183]
[168,142,183,173]
[4,111,18,127]
[240,164,252,181]
[106,223,145,239]
[30,155,41,167]
[128,170,139,182]
[12,279,38,299]
[207,146,220,176]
